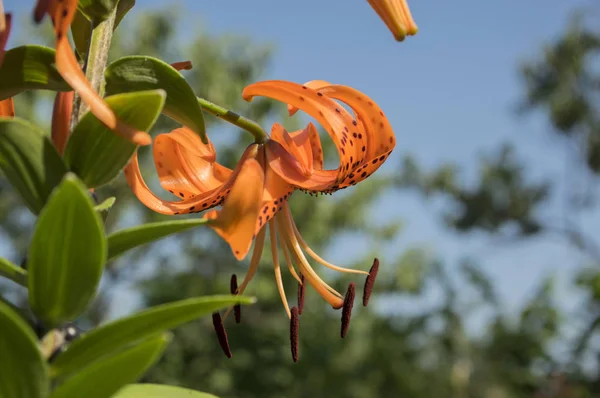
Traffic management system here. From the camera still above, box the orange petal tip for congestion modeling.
[204,158,264,261]
[132,132,152,146]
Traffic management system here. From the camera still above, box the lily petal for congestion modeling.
[205,158,265,260]
[270,123,314,176]
[33,0,50,23]
[0,12,10,66]
[51,91,74,155]
[124,144,257,216]
[310,84,396,187]
[153,127,231,198]
[49,0,151,146]
[254,147,294,234]
[243,80,365,184]
[266,139,338,191]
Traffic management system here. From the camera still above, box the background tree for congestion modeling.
[2,4,600,398]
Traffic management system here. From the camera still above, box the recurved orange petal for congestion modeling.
[266,139,338,191]
[51,91,74,155]
[124,144,257,216]
[270,123,313,176]
[33,0,50,22]
[243,81,364,184]
[205,158,265,260]
[171,61,193,71]
[0,98,13,117]
[153,127,232,199]
[0,12,11,66]
[48,0,151,146]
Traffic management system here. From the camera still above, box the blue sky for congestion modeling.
[3,0,598,339]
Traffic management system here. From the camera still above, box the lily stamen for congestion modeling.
[341,283,356,338]
[223,228,266,322]
[363,258,380,306]
[211,312,232,359]
[290,306,300,363]
[269,220,292,319]
[298,274,306,315]
[281,242,303,285]
[287,206,369,276]
[229,274,241,323]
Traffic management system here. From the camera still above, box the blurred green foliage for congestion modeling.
[2,4,600,398]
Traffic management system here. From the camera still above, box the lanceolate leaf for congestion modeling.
[50,334,170,398]
[64,90,166,188]
[107,218,210,260]
[0,300,49,398]
[0,46,70,100]
[114,384,219,398]
[0,118,68,215]
[28,174,106,328]
[50,295,255,378]
[105,56,207,142]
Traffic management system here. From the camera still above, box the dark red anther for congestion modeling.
[297,273,305,315]
[33,0,50,23]
[211,312,232,358]
[230,274,241,324]
[363,258,379,306]
[341,283,356,338]
[290,306,300,362]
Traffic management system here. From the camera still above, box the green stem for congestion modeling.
[71,8,117,126]
[197,97,269,144]
[0,258,27,287]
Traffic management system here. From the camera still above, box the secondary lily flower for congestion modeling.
[32,0,151,145]
[367,0,418,41]
[124,80,393,361]
[0,11,12,117]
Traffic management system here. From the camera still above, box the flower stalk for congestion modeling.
[71,7,117,127]
[197,97,269,144]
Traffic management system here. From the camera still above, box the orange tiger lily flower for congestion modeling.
[367,0,418,41]
[32,0,151,146]
[124,80,392,360]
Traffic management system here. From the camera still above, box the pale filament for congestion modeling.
[285,205,369,276]
[281,242,303,285]
[276,210,344,308]
[269,220,291,319]
[280,207,343,298]
[223,227,266,321]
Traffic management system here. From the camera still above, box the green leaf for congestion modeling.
[0,45,70,100]
[50,295,255,378]
[71,0,135,58]
[0,118,68,215]
[0,257,27,287]
[28,173,107,328]
[115,0,136,28]
[95,196,116,222]
[114,384,219,398]
[64,90,165,188]
[50,334,170,398]
[76,0,119,22]
[0,300,49,398]
[107,219,209,261]
[105,56,207,142]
